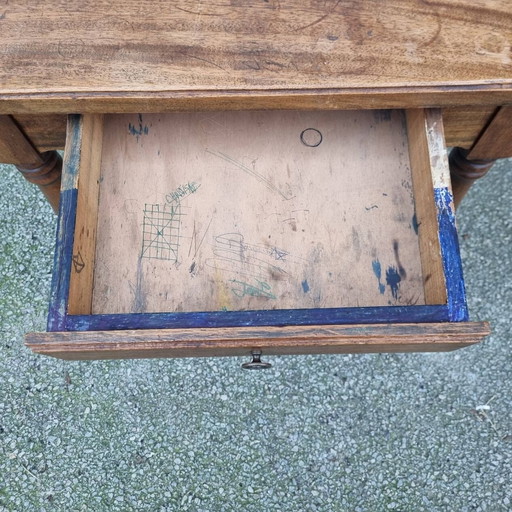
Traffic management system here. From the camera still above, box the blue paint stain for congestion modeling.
[412,213,419,235]
[372,259,386,294]
[386,266,402,300]
[128,114,149,141]
[66,304,451,331]
[302,280,310,293]
[47,114,83,331]
[435,187,468,321]
[48,188,78,331]
[373,110,392,123]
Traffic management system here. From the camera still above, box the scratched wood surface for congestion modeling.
[0,1,511,114]
[406,109,447,305]
[68,115,104,315]
[90,110,425,315]
[25,322,491,361]
[0,108,499,156]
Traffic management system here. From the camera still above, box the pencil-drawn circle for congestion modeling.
[57,38,86,59]
[300,128,323,147]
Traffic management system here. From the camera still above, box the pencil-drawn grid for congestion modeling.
[141,203,182,261]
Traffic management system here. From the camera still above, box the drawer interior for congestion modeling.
[93,110,425,314]
[25,109,490,359]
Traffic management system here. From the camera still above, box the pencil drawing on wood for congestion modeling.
[90,110,425,315]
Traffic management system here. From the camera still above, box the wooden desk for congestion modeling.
[1,0,511,209]
[2,1,504,360]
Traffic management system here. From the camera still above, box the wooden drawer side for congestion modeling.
[407,109,468,321]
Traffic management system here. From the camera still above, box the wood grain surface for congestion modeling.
[25,321,491,360]
[67,115,104,315]
[90,110,425,315]
[468,105,512,159]
[0,109,500,153]
[0,115,43,166]
[0,1,511,113]
[11,115,67,152]
[442,106,498,149]
[406,109,447,305]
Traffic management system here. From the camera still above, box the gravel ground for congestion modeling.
[0,159,511,511]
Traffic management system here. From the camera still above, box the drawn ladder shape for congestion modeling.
[141,203,182,262]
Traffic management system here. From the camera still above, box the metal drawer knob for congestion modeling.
[241,350,272,370]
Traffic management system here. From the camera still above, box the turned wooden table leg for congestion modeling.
[15,150,62,213]
[0,115,62,213]
[448,147,496,209]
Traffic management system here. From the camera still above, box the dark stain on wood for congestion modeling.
[386,266,402,300]
[372,259,386,294]
[128,114,149,141]
[393,239,407,279]
[411,213,419,235]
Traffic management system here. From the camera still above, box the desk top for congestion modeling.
[1,0,511,113]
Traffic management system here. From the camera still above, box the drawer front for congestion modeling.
[27,323,490,361]
[26,109,490,360]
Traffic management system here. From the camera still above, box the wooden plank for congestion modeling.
[421,109,468,321]
[442,106,498,149]
[468,106,512,159]
[47,115,83,331]
[407,109,467,320]
[406,109,447,305]
[91,110,425,316]
[25,322,491,360]
[0,115,43,166]
[434,184,468,321]
[67,115,104,315]
[2,87,512,117]
[0,1,511,113]
[12,114,67,152]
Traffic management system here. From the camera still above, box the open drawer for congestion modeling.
[26,109,490,361]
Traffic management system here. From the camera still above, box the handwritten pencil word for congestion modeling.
[166,182,201,205]
[230,279,276,299]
